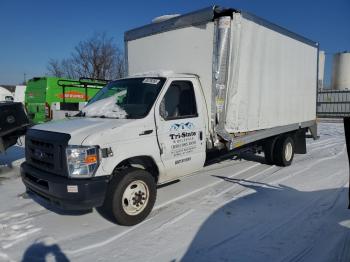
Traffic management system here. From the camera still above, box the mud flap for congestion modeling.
[344,117,350,209]
[293,129,307,154]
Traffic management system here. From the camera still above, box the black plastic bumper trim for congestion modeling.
[21,162,109,210]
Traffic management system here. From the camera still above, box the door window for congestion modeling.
[160,81,197,120]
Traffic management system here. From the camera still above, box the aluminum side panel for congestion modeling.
[225,15,318,133]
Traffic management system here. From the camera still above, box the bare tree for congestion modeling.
[47,59,65,78]
[47,33,125,80]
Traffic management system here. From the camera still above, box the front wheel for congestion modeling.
[102,168,156,226]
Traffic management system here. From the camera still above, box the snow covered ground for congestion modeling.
[0,122,349,262]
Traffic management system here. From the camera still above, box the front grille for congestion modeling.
[30,158,54,169]
[25,129,71,176]
[30,139,54,149]
[24,173,49,189]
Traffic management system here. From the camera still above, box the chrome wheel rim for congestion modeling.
[285,142,293,162]
[122,180,149,216]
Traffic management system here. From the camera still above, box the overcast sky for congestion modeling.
[0,0,349,85]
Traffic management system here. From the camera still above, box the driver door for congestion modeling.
[155,79,206,180]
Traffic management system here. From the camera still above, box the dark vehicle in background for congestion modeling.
[0,102,30,153]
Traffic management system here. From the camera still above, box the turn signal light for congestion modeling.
[85,155,97,164]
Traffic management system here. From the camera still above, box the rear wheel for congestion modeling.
[263,138,276,165]
[274,136,295,166]
[102,168,156,226]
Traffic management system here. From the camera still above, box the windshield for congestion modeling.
[82,77,166,119]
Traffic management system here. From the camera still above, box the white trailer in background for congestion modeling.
[0,86,14,102]
[20,6,319,226]
[14,85,26,103]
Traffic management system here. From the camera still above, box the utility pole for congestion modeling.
[23,73,27,84]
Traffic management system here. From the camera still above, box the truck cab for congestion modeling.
[21,73,208,225]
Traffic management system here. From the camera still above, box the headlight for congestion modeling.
[66,145,99,178]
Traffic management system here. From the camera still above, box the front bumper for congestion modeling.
[21,162,109,210]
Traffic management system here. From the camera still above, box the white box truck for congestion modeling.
[20,6,318,225]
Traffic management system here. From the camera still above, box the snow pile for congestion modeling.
[82,96,127,119]
[152,14,180,23]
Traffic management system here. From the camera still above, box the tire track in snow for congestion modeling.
[154,163,261,211]
[66,216,156,256]
[154,209,195,233]
[156,140,343,218]
[308,141,343,153]
[213,165,278,198]
[307,137,338,147]
[256,172,347,242]
[187,144,347,251]
[141,166,280,242]
[0,211,42,251]
[206,135,343,202]
[271,145,346,186]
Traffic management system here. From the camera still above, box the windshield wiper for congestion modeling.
[90,115,120,119]
[126,114,143,119]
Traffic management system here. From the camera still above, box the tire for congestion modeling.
[102,167,156,226]
[263,138,276,165]
[274,136,295,167]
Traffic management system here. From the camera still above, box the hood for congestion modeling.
[32,117,135,145]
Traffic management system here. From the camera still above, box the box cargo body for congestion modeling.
[125,7,318,135]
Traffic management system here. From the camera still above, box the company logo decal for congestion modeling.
[169,122,197,159]
[6,115,16,124]
[170,122,194,131]
[57,91,89,100]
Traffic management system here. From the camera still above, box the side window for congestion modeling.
[5,96,13,102]
[160,81,197,120]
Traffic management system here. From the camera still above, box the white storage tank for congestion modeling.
[318,50,325,89]
[331,51,350,90]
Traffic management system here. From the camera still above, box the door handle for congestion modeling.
[199,131,203,141]
[139,130,153,136]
